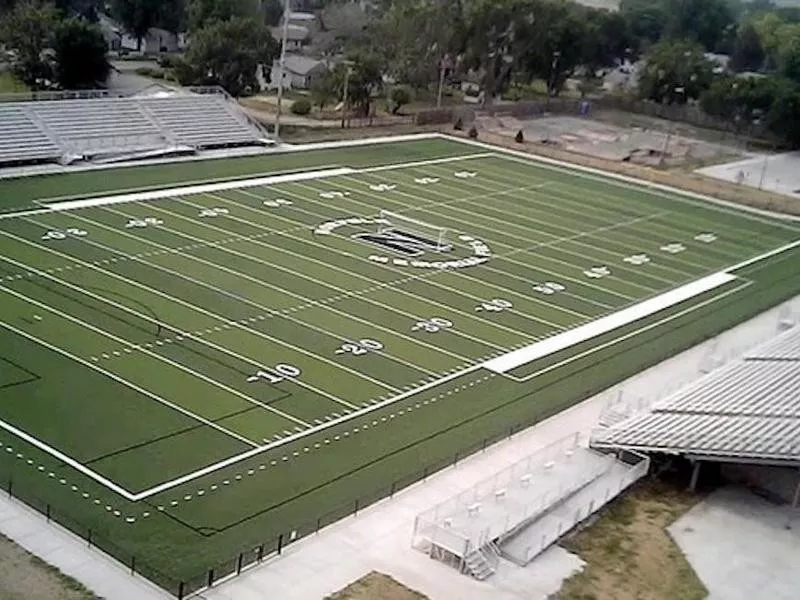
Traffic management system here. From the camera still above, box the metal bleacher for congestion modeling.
[140,95,265,148]
[0,105,62,165]
[0,88,271,167]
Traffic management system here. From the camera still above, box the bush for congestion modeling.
[290,98,312,115]
[515,129,524,143]
[467,125,478,139]
[388,85,412,114]
[134,66,152,77]
[150,68,165,79]
[453,117,463,130]
[157,53,181,69]
[415,108,452,125]
[171,57,198,86]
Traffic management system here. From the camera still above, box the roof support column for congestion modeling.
[689,460,702,492]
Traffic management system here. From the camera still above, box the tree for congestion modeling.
[0,0,58,89]
[662,0,735,52]
[388,85,412,114]
[52,18,109,89]
[620,0,667,48]
[768,83,800,147]
[183,17,278,96]
[730,23,765,72]
[111,0,161,49]
[310,74,335,109]
[260,0,283,27]
[638,39,714,103]
[187,0,256,31]
[330,52,383,117]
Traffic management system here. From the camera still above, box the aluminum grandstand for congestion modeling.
[591,323,800,511]
[0,87,273,167]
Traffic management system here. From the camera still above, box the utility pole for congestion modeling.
[546,50,561,107]
[436,54,451,109]
[341,65,351,129]
[274,0,291,140]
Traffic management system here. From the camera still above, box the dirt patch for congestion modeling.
[0,533,101,600]
[325,571,428,600]
[554,479,706,600]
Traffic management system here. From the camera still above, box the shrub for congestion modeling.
[157,53,181,68]
[453,117,464,130]
[134,66,152,77]
[290,98,312,115]
[388,85,412,114]
[415,108,452,125]
[150,68,165,79]
[515,129,524,143]
[467,125,478,139]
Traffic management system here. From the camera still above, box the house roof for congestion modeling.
[591,325,800,466]
[277,55,326,76]
[272,24,310,42]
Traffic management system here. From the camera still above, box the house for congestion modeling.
[100,15,182,54]
[704,52,731,75]
[271,24,311,51]
[269,55,328,90]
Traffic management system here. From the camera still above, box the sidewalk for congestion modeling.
[0,493,170,600]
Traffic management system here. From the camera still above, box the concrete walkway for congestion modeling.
[0,493,170,600]
[0,296,795,600]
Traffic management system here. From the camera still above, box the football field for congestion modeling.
[0,135,798,593]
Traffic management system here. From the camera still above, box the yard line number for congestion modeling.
[454,171,477,179]
[42,228,87,241]
[247,363,301,384]
[262,198,293,208]
[694,233,717,243]
[336,338,384,355]
[414,177,440,185]
[623,253,651,265]
[583,266,611,279]
[412,317,453,333]
[533,282,565,295]
[475,298,513,312]
[368,183,396,192]
[125,217,163,229]
[660,243,686,254]
[319,191,351,199]
[199,207,230,218]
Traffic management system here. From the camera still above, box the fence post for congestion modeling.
[315,517,320,533]
[453,451,459,466]
[46,504,51,523]
[236,552,243,575]
[207,568,214,588]
[390,481,396,497]
[87,529,92,547]
[353,499,359,516]
[423,466,428,481]
[177,582,185,600]
[130,556,135,576]
[277,533,284,555]
[6,478,11,498]
[257,544,264,561]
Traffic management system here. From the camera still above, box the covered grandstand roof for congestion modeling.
[591,325,800,466]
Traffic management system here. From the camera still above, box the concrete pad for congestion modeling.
[670,486,800,600]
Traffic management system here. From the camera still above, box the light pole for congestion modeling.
[546,50,561,106]
[274,0,291,141]
[341,63,353,129]
[436,54,452,109]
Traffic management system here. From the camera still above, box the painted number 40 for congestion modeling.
[247,363,300,384]
[412,317,453,333]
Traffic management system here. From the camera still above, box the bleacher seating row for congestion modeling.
[0,93,269,166]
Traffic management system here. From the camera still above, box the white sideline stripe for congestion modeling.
[727,239,800,271]
[481,272,738,374]
[49,168,356,211]
[130,363,484,499]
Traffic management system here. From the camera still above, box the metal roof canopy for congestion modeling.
[591,326,800,467]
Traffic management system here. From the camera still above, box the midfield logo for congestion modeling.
[352,229,452,257]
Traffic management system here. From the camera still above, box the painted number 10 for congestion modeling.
[247,363,301,384]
